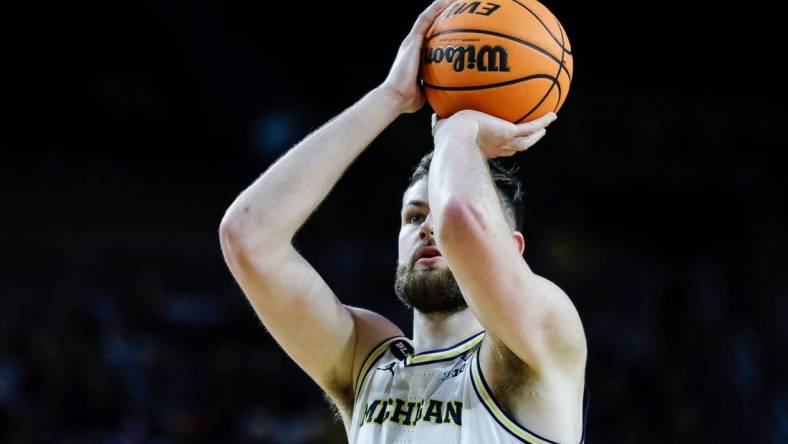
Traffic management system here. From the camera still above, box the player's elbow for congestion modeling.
[219,212,268,260]
[219,214,250,266]
[219,216,240,254]
[220,207,292,273]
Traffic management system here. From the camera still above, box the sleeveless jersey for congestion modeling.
[348,331,588,444]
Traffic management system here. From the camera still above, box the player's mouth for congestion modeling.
[415,246,443,265]
[416,256,443,265]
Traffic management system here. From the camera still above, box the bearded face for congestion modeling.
[394,240,468,315]
[396,179,468,315]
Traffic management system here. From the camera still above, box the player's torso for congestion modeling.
[348,331,576,444]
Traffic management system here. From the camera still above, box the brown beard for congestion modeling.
[394,245,468,315]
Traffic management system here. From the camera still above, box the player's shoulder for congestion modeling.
[346,306,404,395]
[347,306,404,355]
[347,306,403,336]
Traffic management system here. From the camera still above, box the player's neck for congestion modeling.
[411,307,484,354]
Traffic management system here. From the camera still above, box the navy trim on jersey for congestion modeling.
[404,330,485,367]
[470,351,563,444]
[410,330,486,357]
[406,354,465,367]
[354,335,406,399]
[470,378,538,444]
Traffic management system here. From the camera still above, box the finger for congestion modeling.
[514,112,557,136]
[514,112,556,135]
[508,128,547,152]
[431,113,438,136]
[410,0,456,36]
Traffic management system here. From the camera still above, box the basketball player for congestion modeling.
[219,0,587,442]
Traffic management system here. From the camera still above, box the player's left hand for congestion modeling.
[432,110,557,159]
[380,0,456,114]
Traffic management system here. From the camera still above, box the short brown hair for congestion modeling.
[407,151,525,232]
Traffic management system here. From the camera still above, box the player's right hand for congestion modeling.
[432,110,557,159]
[380,0,455,114]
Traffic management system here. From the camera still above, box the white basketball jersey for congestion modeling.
[348,331,587,444]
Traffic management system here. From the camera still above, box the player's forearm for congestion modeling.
[221,87,405,249]
[428,119,501,222]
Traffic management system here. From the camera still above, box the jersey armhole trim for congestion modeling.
[469,351,562,444]
[353,335,404,399]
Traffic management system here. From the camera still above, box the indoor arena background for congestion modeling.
[2,1,786,443]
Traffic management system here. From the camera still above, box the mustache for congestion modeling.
[410,239,437,266]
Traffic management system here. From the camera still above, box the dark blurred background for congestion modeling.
[1,0,786,442]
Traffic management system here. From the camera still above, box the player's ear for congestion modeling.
[513,231,525,255]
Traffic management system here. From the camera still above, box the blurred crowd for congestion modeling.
[3,1,786,442]
[1,207,785,443]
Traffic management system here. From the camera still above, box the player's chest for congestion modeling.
[355,358,470,432]
[371,356,470,394]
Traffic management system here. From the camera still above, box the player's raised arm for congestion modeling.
[428,109,587,438]
[218,0,455,420]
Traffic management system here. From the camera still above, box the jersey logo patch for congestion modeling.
[441,362,467,381]
[389,339,414,361]
[376,362,397,376]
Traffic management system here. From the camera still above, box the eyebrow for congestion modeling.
[403,200,428,209]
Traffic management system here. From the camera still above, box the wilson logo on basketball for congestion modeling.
[423,45,511,73]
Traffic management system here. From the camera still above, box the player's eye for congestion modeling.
[408,214,425,224]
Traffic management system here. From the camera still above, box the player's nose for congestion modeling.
[419,213,434,240]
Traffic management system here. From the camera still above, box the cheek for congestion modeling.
[397,228,414,261]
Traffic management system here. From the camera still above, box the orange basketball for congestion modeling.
[421,0,573,123]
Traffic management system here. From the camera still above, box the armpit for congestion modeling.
[322,368,354,421]
[486,338,539,412]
